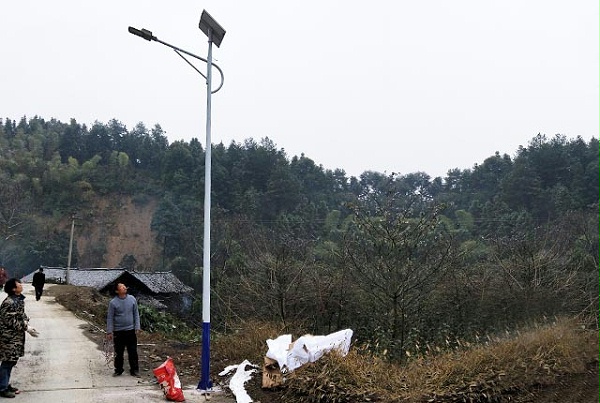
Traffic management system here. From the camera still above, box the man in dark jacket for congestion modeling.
[32,267,46,301]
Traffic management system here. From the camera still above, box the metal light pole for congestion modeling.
[66,214,75,285]
[128,10,225,393]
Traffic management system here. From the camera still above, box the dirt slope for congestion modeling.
[75,197,161,269]
[525,370,598,403]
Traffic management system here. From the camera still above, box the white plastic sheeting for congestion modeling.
[265,329,353,373]
[219,360,257,403]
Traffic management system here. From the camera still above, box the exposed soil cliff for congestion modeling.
[74,197,161,269]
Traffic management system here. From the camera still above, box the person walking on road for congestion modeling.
[106,283,141,378]
[0,278,39,398]
[32,267,46,301]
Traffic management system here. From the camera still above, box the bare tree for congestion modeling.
[0,178,27,240]
[228,221,316,329]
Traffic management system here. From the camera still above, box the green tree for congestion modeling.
[342,175,455,360]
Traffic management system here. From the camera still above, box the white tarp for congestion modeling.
[265,329,353,373]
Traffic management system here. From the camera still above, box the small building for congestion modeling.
[22,267,194,312]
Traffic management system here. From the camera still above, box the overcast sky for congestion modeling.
[1,1,598,178]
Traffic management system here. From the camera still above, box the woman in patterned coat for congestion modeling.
[0,278,28,398]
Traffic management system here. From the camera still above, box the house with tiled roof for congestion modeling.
[22,267,194,312]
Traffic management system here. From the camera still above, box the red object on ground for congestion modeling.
[153,357,186,402]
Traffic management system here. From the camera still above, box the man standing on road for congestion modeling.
[106,283,141,378]
[0,278,39,398]
[32,267,46,301]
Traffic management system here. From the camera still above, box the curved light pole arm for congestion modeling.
[128,27,225,93]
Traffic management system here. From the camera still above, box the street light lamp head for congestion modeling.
[199,10,225,47]
[128,26,155,41]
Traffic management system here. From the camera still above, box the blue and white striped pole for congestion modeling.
[198,25,214,392]
[197,10,225,392]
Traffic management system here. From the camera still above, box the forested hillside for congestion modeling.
[0,115,597,358]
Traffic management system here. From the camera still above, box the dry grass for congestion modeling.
[280,318,598,402]
[212,320,282,364]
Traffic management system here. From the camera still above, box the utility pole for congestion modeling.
[66,214,75,284]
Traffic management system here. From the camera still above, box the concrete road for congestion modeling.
[0,284,235,403]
